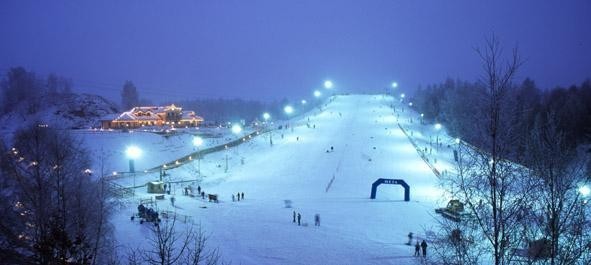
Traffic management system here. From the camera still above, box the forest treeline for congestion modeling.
[0,67,317,125]
[411,77,591,160]
[176,98,317,125]
[0,67,73,115]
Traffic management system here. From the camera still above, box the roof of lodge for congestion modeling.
[102,104,203,122]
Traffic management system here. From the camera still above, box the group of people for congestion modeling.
[408,232,428,257]
[414,240,428,257]
[232,192,245,202]
[292,211,321,227]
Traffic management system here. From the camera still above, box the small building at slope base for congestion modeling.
[100,104,204,129]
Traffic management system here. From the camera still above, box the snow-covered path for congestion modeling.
[112,94,446,265]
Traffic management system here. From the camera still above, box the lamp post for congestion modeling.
[192,136,203,177]
[434,123,442,150]
[420,113,424,124]
[263,112,272,146]
[314,90,322,98]
[314,90,322,110]
[284,105,294,132]
[126,146,142,196]
[226,124,242,173]
[284,105,294,115]
[579,185,590,197]
[389,82,398,108]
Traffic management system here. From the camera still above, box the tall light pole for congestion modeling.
[314,90,322,98]
[192,136,203,177]
[284,105,294,132]
[226,124,242,173]
[263,112,272,146]
[313,90,322,110]
[435,123,442,150]
[126,145,142,196]
[389,82,398,108]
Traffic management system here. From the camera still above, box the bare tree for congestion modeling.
[131,217,228,265]
[0,124,113,264]
[144,217,193,265]
[522,112,591,265]
[185,224,226,265]
[429,217,486,265]
[440,34,531,265]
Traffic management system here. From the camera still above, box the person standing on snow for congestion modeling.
[241,192,244,200]
[232,194,235,202]
[414,241,420,256]
[297,213,301,226]
[293,211,296,223]
[314,214,320,226]
[421,240,428,257]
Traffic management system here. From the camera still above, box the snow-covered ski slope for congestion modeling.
[113,94,450,265]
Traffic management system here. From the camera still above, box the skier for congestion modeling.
[314,214,320,226]
[414,241,420,256]
[297,213,301,226]
[293,211,296,223]
[241,192,244,200]
[421,240,428,257]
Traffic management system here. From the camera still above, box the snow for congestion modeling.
[89,94,461,264]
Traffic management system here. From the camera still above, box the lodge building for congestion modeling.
[100,104,204,129]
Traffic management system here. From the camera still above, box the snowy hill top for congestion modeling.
[0,93,118,131]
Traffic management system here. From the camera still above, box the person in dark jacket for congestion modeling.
[297,213,301,226]
[241,192,244,200]
[293,211,296,223]
[421,240,428,257]
[414,241,420,256]
[314,214,320,226]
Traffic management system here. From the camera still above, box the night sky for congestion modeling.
[1,0,590,103]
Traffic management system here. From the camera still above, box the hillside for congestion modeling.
[107,94,455,265]
[0,93,118,132]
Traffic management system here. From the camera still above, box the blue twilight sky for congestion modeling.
[0,0,590,103]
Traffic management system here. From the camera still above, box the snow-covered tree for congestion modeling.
[521,112,591,265]
[0,124,114,264]
[440,35,531,265]
[121,80,140,111]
